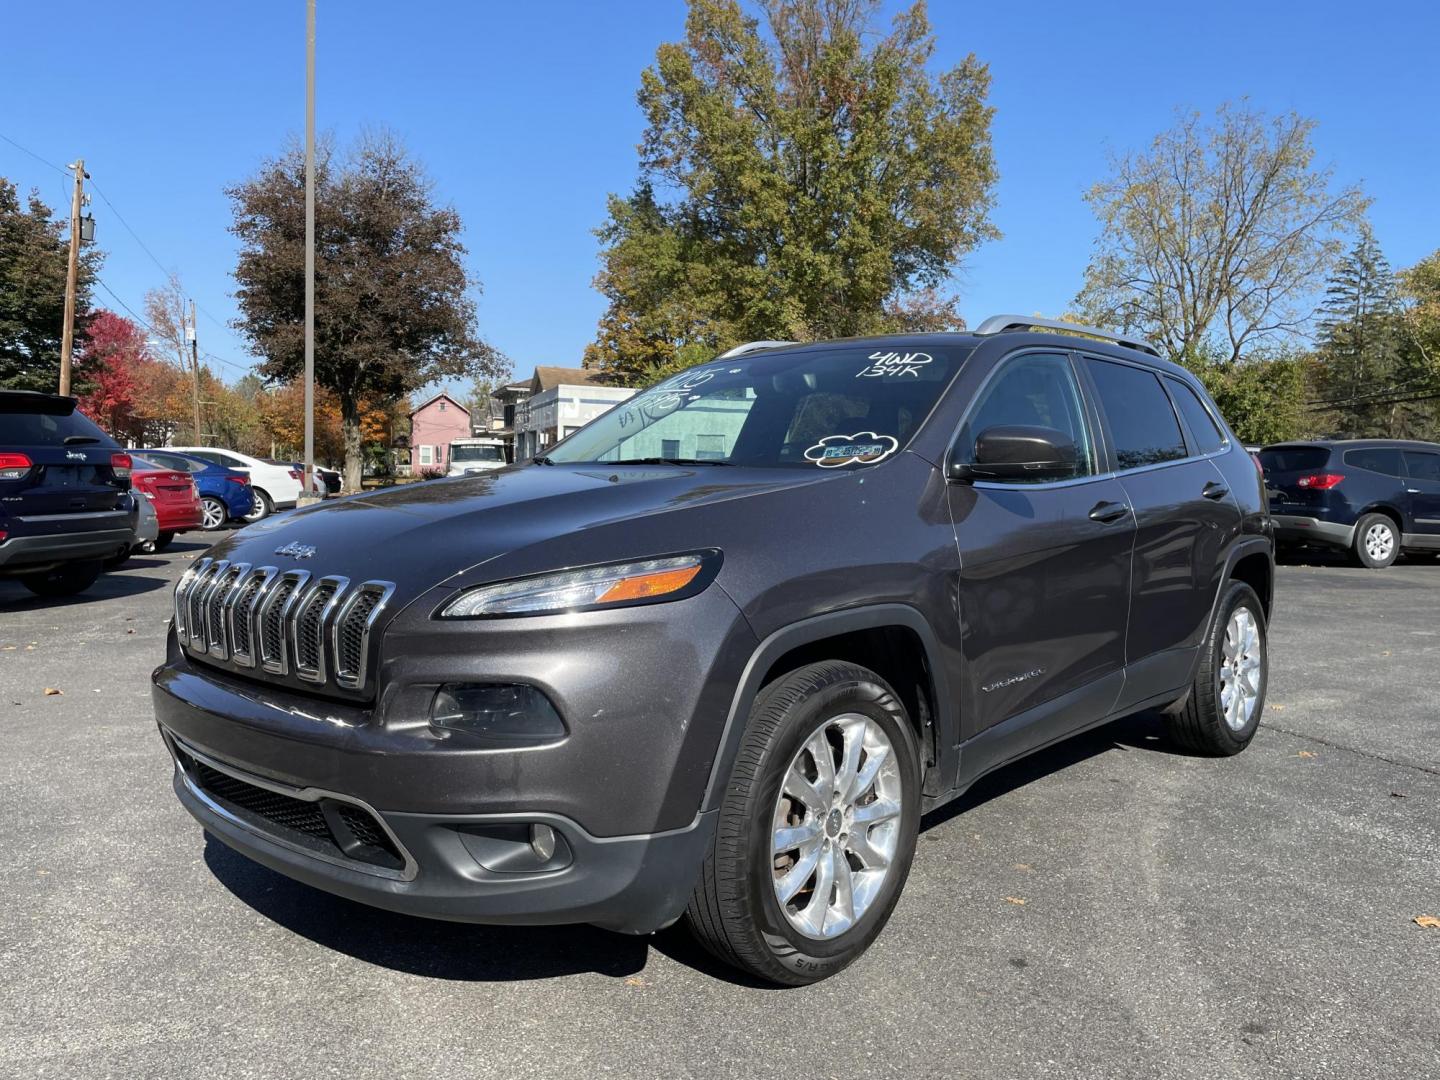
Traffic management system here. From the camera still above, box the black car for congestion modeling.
[0,390,137,597]
[1260,439,1440,567]
[152,316,1273,984]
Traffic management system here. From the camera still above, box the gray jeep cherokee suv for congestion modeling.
[153,316,1273,984]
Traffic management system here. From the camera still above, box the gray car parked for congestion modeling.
[152,316,1274,984]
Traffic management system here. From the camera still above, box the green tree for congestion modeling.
[1186,346,1311,446]
[1075,103,1368,363]
[586,0,998,384]
[228,132,505,488]
[1309,229,1417,436]
[0,178,101,391]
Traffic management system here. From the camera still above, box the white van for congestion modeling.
[447,438,508,476]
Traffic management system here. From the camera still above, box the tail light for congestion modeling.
[288,468,303,481]
[110,452,133,480]
[1250,452,1263,473]
[226,475,251,486]
[0,528,7,541]
[0,452,33,480]
[1296,472,1344,490]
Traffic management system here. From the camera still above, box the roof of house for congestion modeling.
[409,391,469,417]
[531,366,606,392]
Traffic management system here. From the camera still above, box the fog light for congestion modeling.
[530,824,557,862]
[429,683,566,742]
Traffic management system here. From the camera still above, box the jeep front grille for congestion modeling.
[174,557,393,693]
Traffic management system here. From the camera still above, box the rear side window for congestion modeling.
[0,403,115,446]
[1165,377,1226,455]
[1086,359,1186,470]
[142,451,202,472]
[1343,448,1405,477]
[1405,451,1440,482]
[1258,446,1331,473]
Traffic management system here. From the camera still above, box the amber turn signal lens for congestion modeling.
[596,564,703,604]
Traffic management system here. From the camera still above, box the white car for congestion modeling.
[168,447,303,522]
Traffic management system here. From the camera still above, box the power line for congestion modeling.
[87,177,174,280]
[0,130,69,177]
[91,277,250,375]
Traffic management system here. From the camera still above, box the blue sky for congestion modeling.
[2,0,1437,392]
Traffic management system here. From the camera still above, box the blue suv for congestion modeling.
[1261,439,1440,567]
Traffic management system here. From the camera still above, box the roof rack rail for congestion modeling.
[716,340,799,360]
[973,315,1162,359]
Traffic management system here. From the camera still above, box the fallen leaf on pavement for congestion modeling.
[43,688,63,696]
[1415,915,1440,929]
[1270,704,1285,711]
[624,976,648,988]
[1390,791,1408,799]
[1,645,15,651]
[1297,750,1316,758]
[1004,896,1027,906]
[1014,863,1032,872]
[126,629,135,635]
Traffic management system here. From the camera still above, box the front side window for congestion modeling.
[1404,450,1440,482]
[1087,359,1187,470]
[544,345,969,468]
[1166,377,1226,455]
[953,353,1096,480]
[1344,448,1405,477]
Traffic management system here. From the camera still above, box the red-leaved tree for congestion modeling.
[75,311,182,445]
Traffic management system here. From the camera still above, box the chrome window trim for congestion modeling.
[164,732,417,882]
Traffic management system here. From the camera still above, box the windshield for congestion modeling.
[544,344,968,469]
[452,444,505,463]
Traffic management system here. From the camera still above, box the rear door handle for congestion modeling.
[1089,500,1130,523]
[1202,481,1229,500]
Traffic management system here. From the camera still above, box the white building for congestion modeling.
[513,367,635,460]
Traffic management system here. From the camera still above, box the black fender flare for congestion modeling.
[700,603,956,812]
[1182,535,1275,691]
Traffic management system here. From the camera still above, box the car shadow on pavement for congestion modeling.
[202,835,651,982]
[0,571,170,611]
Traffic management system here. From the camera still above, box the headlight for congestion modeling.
[438,551,720,618]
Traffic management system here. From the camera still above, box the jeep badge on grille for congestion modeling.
[274,541,317,560]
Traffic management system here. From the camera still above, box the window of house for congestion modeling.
[418,445,434,465]
[661,438,681,459]
[695,434,727,460]
[1086,359,1187,470]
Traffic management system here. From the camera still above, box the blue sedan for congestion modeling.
[138,449,255,530]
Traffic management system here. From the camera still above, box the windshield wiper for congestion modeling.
[610,457,736,467]
[63,435,101,445]
[532,455,556,466]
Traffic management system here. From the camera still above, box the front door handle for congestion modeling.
[1089,500,1130,523]
[1202,481,1229,500]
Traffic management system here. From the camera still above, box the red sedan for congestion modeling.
[131,454,204,551]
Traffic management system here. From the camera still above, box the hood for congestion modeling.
[204,462,826,591]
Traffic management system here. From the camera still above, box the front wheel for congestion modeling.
[1165,580,1267,755]
[1353,513,1399,568]
[685,661,921,985]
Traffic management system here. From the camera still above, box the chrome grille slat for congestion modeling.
[174,563,393,693]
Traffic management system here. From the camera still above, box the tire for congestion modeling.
[200,496,227,530]
[1353,513,1399,568]
[242,488,273,523]
[103,546,133,569]
[152,532,175,553]
[19,559,103,598]
[684,660,922,985]
[1165,581,1267,756]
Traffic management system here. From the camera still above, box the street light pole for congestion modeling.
[301,0,318,502]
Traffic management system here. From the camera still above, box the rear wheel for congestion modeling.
[1165,581,1267,755]
[242,488,273,523]
[685,661,921,985]
[200,496,227,530]
[152,532,175,553]
[19,559,103,598]
[1353,513,1399,568]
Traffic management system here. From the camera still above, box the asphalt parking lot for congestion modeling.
[2,543,1437,1080]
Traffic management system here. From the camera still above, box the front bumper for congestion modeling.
[163,729,714,933]
[1271,513,1355,550]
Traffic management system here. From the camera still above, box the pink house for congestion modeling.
[409,392,471,474]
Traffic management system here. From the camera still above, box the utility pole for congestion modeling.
[58,159,86,396]
[300,0,319,503]
[187,300,202,442]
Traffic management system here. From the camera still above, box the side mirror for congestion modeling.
[949,425,1079,482]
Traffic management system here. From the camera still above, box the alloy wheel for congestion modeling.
[1218,607,1262,732]
[201,498,226,530]
[770,713,902,940]
[1364,522,1394,563]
